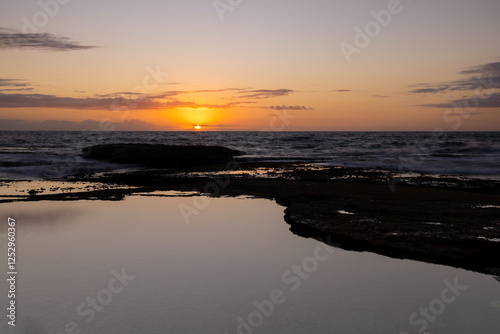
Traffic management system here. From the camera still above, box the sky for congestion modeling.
[0,0,499,131]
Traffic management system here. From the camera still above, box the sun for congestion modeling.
[194,124,202,130]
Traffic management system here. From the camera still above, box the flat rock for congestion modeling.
[82,144,243,167]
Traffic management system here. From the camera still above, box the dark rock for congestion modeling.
[82,144,243,167]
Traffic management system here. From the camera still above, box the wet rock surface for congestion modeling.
[3,146,499,276]
[82,144,243,167]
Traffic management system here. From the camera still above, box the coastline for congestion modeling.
[2,159,499,277]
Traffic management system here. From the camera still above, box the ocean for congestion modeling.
[0,131,499,180]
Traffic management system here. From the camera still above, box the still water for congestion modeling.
[1,193,499,334]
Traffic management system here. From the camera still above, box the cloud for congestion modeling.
[0,85,306,112]
[0,79,30,87]
[268,105,313,110]
[0,78,34,92]
[330,89,351,93]
[0,86,302,111]
[372,95,389,98]
[0,93,126,109]
[410,60,500,109]
[0,78,33,92]
[0,27,97,51]
[94,92,142,97]
[437,112,482,116]
[183,88,245,94]
[459,62,500,76]
[0,92,232,110]
[0,119,171,131]
[149,88,245,99]
[409,61,500,94]
[408,86,450,94]
[237,89,293,99]
[0,88,34,92]
[419,92,500,109]
[194,124,233,129]
[97,88,245,100]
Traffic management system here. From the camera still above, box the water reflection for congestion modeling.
[0,194,499,334]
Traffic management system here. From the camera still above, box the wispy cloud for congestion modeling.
[193,124,233,129]
[0,78,30,87]
[409,60,500,109]
[419,92,500,109]
[0,84,309,111]
[152,88,245,99]
[330,89,351,93]
[459,62,500,76]
[267,105,313,110]
[408,61,500,95]
[0,78,34,92]
[236,89,293,99]
[0,87,34,92]
[409,86,450,94]
[0,27,97,51]
[182,88,245,94]
[0,92,233,110]
[437,112,482,116]
[0,119,171,131]
[99,88,245,100]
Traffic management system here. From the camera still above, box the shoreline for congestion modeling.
[1,161,499,277]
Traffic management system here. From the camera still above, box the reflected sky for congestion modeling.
[1,194,499,334]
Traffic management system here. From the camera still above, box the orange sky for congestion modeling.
[1,0,499,131]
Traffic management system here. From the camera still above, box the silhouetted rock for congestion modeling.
[82,144,243,167]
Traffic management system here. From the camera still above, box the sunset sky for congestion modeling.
[1,0,499,131]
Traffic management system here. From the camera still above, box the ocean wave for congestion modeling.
[0,131,498,180]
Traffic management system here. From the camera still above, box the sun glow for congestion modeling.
[194,124,202,130]
[176,108,215,124]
